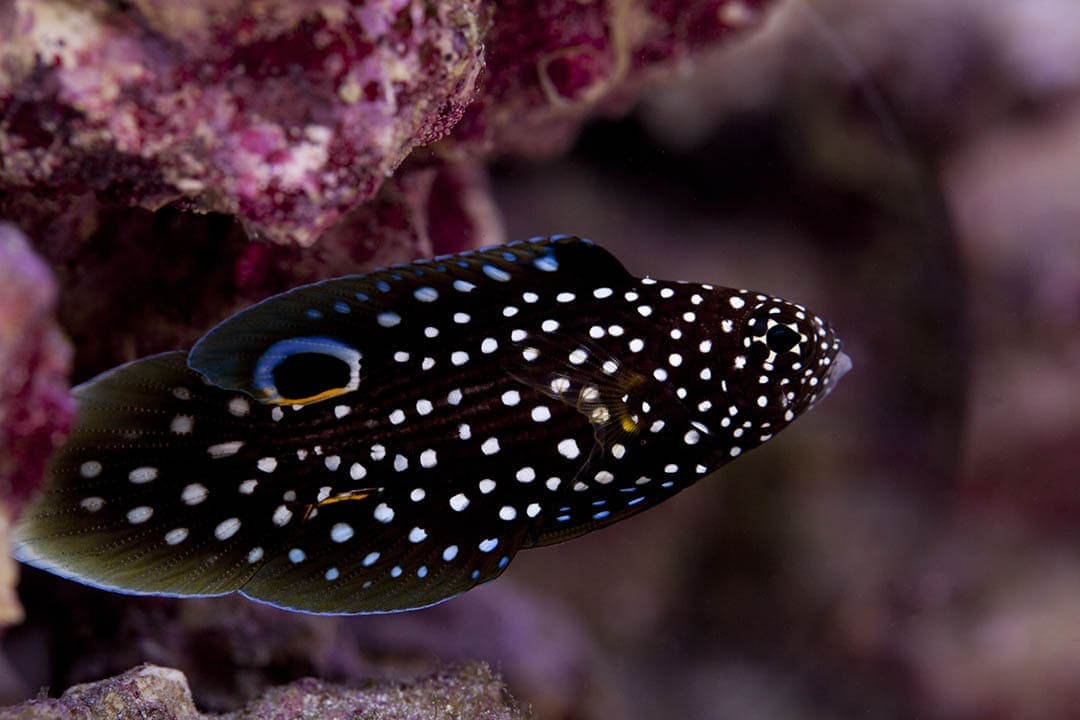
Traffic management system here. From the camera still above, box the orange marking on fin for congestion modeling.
[317,490,371,507]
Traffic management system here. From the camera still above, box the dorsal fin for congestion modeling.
[188,236,631,403]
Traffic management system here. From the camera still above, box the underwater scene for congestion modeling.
[0,1,1078,718]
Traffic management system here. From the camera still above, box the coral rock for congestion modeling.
[0,663,528,720]
[0,223,74,627]
[0,1,485,246]
[453,0,775,156]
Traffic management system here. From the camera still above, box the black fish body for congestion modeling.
[14,236,850,614]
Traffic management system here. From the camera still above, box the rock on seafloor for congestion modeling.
[0,663,530,720]
[0,0,775,245]
[0,224,73,627]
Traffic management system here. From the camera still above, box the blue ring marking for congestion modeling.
[592,499,606,507]
[306,309,323,320]
[471,569,481,580]
[252,336,362,402]
[333,302,350,314]
[417,566,428,578]
[628,496,646,506]
[498,556,509,569]
[456,260,470,268]
[661,481,675,489]
[375,280,391,293]
[501,251,517,262]
[592,510,611,520]
[556,514,571,522]
[354,292,370,302]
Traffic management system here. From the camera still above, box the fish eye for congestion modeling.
[766,324,800,354]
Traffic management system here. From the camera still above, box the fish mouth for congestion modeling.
[807,350,852,408]
[829,351,853,385]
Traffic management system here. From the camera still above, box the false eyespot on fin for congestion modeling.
[251,337,361,405]
[187,236,632,402]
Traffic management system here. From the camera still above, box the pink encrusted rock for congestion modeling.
[0,1,485,246]
[0,224,73,514]
[1,1,775,247]
[452,0,775,156]
[0,223,74,626]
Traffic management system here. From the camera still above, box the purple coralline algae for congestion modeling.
[0,224,73,626]
[0,0,771,244]
[1,1,487,246]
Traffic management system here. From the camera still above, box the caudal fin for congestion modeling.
[12,352,288,598]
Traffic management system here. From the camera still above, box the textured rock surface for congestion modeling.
[0,0,774,246]
[0,662,528,720]
[0,1,487,246]
[452,0,773,156]
[9,578,601,717]
[0,224,73,627]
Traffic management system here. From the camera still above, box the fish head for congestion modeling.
[705,292,850,434]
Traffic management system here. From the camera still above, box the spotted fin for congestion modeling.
[239,494,528,614]
[188,236,632,405]
[12,352,526,613]
[12,352,274,598]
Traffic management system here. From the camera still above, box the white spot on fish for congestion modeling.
[208,441,244,458]
[228,398,250,416]
[272,505,293,526]
[557,438,580,459]
[215,518,241,540]
[377,311,402,327]
[170,415,194,434]
[80,496,105,512]
[182,484,208,506]
[128,467,158,484]
[165,528,188,545]
[127,506,153,524]
[331,523,354,543]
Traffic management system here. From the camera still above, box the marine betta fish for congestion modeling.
[14,236,850,614]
